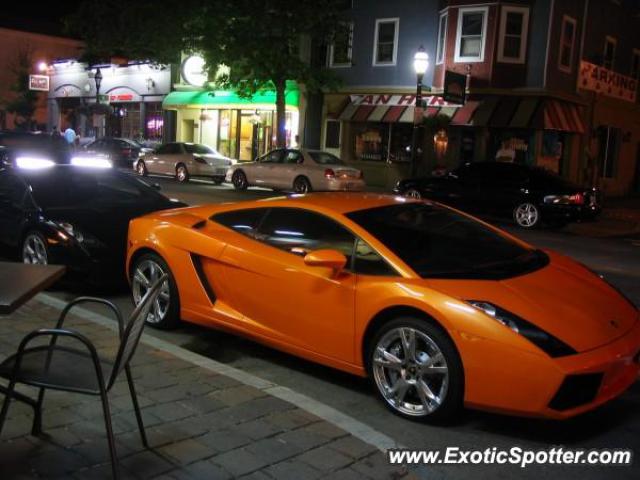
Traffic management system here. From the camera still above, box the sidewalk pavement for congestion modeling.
[0,298,418,480]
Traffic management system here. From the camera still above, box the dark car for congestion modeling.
[393,162,601,228]
[0,131,72,167]
[0,166,186,284]
[84,137,149,168]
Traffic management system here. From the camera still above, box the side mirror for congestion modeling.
[304,249,347,277]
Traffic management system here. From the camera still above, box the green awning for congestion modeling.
[163,84,300,109]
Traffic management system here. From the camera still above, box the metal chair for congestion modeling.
[0,274,168,480]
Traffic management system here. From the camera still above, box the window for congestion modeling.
[373,18,399,66]
[436,12,448,65]
[353,123,389,161]
[598,126,621,178]
[325,119,341,149]
[603,36,617,70]
[156,143,181,155]
[497,6,529,63]
[308,151,344,165]
[454,7,488,63]
[184,144,215,155]
[284,150,302,164]
[631,49,640,79]
[258,208,355,260]
[558,16,577,73]
[212,208,267,238]
[329,22,353,67]
[0,173,26,207]
[353,238,397,276]
[260,149,285,163]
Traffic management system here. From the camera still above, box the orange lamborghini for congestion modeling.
[126,193,640,421]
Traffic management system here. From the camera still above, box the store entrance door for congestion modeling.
[182,119,195,143]
[239,111,255,161]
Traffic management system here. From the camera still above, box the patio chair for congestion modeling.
[0,274,168,480]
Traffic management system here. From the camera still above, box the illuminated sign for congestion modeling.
[29,75,49,91]
[181,55,207,87]
[109,94,134,102]
[578,61,637,103]
[349,94,460,107]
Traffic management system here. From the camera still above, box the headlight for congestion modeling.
[467,301,577,357]
[55,222,103,248]
[16,156,55,169]
[57,222,84,243]
[71,156,112,168]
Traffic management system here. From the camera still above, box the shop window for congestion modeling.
[497,6,529,64]
[217,109,238,159]
[558,16,576,73]
[436,13,448,65]
[325,119,341,149]
[454,7,488,63]
[598,126,621,179]
[145,102,164,141]
[388,124,413,163]
[329,22,353,67]
[353,123,389,161]
[631,49,640,80]
[603,36,617,70]
[373,18,399,66]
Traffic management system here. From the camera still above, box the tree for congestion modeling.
[68,0,345,147]
[3,49,39,130]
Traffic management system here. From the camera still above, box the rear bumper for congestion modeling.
[320,178,366,192]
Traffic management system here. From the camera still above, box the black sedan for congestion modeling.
[0,165,185,284]
[0,131,72,167]
[84,137,150,168]
[394,162,601,228]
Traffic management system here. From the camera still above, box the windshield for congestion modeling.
[308,151,345,165]
[184,143,215,155]
[346,203,548,279]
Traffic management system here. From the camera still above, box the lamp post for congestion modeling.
[410,46,429,177]
[94,67,103,138]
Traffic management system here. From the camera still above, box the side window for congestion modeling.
[212,208,267,238]
[262,150,284,163]
[257,208,355,260]
[353,238,397,276]
[155,144,170,154]
[284,150,302,164]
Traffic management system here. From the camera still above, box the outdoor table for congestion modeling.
[0,261,66,413]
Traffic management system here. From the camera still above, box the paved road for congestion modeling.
[44,175,640,479]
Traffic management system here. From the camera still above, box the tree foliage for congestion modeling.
[3,49,39,130]
[68,0,346,146]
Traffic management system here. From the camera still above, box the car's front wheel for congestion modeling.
[367,317,463,422]
[131,253,180,329]
[293,176,312,194]
[404,188,422,199]
[232,170,248,190]
[176,164,190,183]
[136,160,147,176]
[513,202,541,228]
[22,231,49,265]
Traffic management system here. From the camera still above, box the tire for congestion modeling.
[293,176,312,194]
[136,160,148,176]
[22,231,50,265]
[367,317,464,422]
[130,253,180,329]
[176,164,190,183]
[513,202,541,229]
[405,188,422,199]
[232,170,248,191]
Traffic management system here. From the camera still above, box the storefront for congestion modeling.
[163,85,300,162]
[47,60,171,143]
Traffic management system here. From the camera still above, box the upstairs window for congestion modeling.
[373,18,399,66]
[558,15,577,73]
[455,7,488,63]
[436,12,448,65]
[631,49,640,80]
[497,6,529,63]
[603,36,617,70]
[329,22,354,67]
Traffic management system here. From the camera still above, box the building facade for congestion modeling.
[319,0,640,195]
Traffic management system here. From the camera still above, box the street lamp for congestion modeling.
[94,68,103,139]
[410,46,429,177]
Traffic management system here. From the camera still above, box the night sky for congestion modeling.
[2,1,82,36]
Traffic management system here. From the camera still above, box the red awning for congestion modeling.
[541,99,586,134]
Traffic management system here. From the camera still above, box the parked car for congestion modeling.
[393,162,601,228]
[84,137,151,168]
[134,142,233,183]
[0,165,186,284]
[0,131,72,167]
[226,148,365,193]
[127,194,639,422]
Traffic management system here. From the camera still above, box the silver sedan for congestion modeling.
[134,142,233,184]
[226,149,365,193]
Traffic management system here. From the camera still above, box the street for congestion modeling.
[44,174,640,479]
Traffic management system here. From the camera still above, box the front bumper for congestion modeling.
[190,164,229,178]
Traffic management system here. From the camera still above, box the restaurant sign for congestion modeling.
[578,61,637,103]
[28,75,49,92]
[349,94,460,108]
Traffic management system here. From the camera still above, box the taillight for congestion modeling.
[324,168,335,179]
[569,193,584,205]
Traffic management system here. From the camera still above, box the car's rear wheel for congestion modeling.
[131,253,180,329]
[405,188,422,199]
[367,317,463,422]
[232,170,248,190]
[136,160,148,176]
[293,176,312,194]
[513,202,541,228]
[176,164,190,183]
[22,231,49,265]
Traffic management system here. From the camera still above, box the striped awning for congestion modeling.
[337,104,457,123]
[541,99,586,134]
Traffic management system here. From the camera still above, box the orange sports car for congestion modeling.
[126,193,640,421]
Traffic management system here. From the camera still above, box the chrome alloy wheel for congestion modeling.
[132,259,171,324]
[372,327,449,417]
[136,161,146,175]
[405,188,422,199]
[514,202,540,228]
[176,165,188,182]
[22,233,48,265]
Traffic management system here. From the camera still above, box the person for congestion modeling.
[50,126,60,137]
[63,126,77,145]
[495,141,515,162]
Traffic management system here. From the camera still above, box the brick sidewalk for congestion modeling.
[0,299,415,479]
